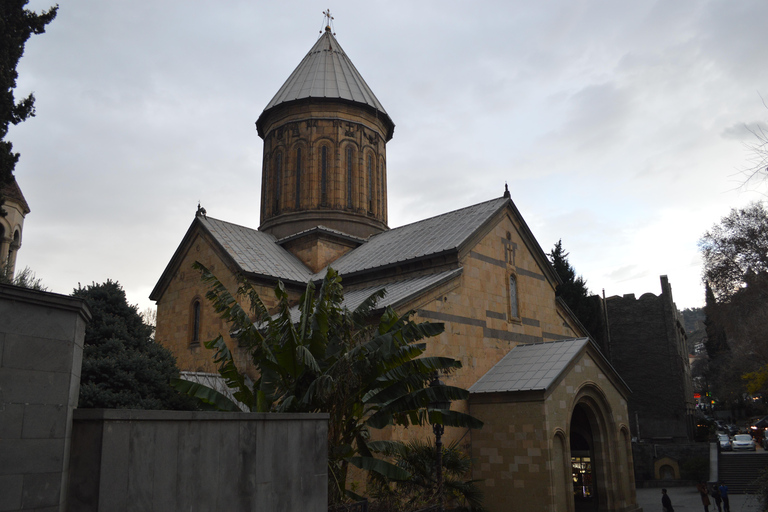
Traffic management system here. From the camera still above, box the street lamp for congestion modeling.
[429,372,450,512]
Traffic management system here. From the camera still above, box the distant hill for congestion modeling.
[681,307,705,333]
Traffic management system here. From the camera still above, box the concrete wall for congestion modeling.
[0,284,91,512]
[67,409,329,512]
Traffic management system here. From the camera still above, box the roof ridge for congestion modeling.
[374,196,508,236]
[200,215,271,235]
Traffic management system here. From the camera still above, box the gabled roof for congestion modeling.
[149,215,313,301]
[341,268,462,312]
[469,337,630,397]
[256,28,394,139]
[287,268,463,323]
[200,216,313,283]
[315,197,509,279]
[470,338,590,394]
[1,177,30,214]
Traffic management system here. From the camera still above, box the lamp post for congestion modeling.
[429,372,450,512]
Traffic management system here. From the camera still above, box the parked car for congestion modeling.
[727,424,740,436]
[763,430,768,451]
[732,433,756,451]
[718,433,732,451]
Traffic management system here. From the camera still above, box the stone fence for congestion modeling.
[68,410,328,512]
[0,284,328,511]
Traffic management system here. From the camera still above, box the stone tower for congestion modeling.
[0,178,29,277]
[256,26,394,242]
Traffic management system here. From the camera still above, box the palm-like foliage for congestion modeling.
[368,439,486,512]
[172,263,483,504]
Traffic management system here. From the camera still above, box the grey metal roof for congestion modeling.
[342,268,462,312]
[288,268,463,322]
[469,338,590,394]
[262,29,390,119]
[316,197,509,278]
[277,224,367,245]
[200,216,314,283]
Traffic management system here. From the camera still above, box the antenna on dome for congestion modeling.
[320,9,336,35]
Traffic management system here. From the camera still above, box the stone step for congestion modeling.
[718,453,768,494]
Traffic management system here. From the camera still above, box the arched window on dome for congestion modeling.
[367,154,374,213]
[295,147,302,209]
[273,151,283,214]
[320,145,329,206]
[346,146,354,209]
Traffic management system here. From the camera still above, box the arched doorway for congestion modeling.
[571,404,597,512]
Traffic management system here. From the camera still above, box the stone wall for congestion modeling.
[67,409,329,512]
[0,284,91,512]
[632,442,709,486]
[599,276,695,442]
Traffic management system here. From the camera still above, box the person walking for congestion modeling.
[710,483,722,512]
[696,481,710,512]
[661,488,674,512]
[719,482,730,512]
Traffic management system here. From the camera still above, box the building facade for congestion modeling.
[152,26,640,512]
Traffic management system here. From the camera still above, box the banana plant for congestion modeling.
[172,262,483,504]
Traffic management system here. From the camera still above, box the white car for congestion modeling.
[732,434,756,451]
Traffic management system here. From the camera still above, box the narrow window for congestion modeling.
[192,300,201,343]
[274,152,282,214]
[509,274,519,319]
[295,147,302,209]
[367,154,373,212]
[346,147,353,208]
[321,146,328,206]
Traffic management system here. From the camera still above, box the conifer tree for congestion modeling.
[0,1,57,213]
[73,280,196,410]
[548,240,601,338]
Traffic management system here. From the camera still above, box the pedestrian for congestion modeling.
[719,481,730,512]
[696,481,710,512]
[710,483,722,512]
[662,488,674,512]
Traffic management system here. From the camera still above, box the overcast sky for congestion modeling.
[10,0,768,315]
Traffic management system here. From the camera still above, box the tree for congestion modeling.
[174,264,483,506]
[699,202,768,301]
[73,280,196,410]
[0,1,57,213]
[548,240,601,338]
[0,263,46,290]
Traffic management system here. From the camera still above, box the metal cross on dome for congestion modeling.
[320,9,336,35]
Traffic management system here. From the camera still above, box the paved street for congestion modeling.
[636,487,762,512]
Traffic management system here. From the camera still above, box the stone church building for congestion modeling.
[152,26,640,512]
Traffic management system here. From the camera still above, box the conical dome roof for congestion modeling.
[256,28,394,140]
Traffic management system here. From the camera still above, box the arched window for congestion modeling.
[192,300,201,344]
[320,145,328,206]
[273,152,283,214]
[295,147,302,209]
[367,154,373,212]
[346,146,354,209]
[509,273,519,319]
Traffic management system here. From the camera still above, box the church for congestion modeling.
[151,24,640,512]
